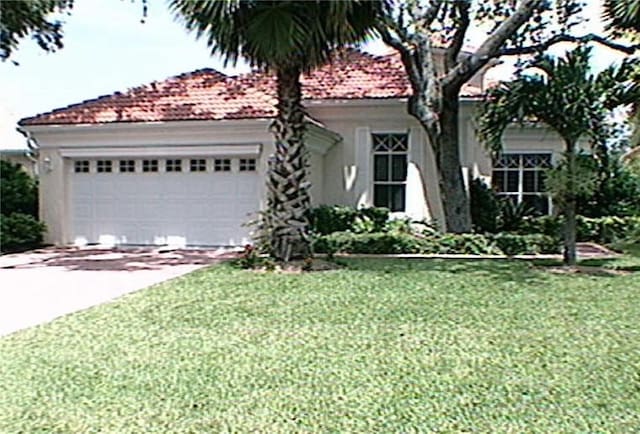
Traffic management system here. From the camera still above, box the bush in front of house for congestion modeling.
[0,160,46,252]
[313,232,560,255]
[488,233,561,255]
[308,205,389,235]
[0,213,46,252]
[516,215,640,246]
[470,178,500,233]
[1,160,38,217]
[313,231,427,255]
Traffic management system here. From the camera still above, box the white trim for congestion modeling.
[60,144,262,158]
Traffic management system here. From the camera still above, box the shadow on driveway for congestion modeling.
[0,247,238,272]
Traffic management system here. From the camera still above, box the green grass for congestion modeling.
[1,258,640,432]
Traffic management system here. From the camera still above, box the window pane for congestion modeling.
[506,170,519,192]
[374,184,389,208]
[372,134,389,152]
[391,155,407,182]
[374,155,389,181]
[390,185,406,212]
[539,171,547,191]
[506,154,520,168]
[523,171,536,192]
[492,171,505,192]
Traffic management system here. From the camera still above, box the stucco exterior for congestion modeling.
[24,97,566,246]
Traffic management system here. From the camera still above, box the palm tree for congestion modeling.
[476,46,639,265]
[170,0,381,261]
[604,0,640,33]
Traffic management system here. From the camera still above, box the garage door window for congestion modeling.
[166,159,182,172]
[97,160,112,173]
[239,158,256,172]
[214,158,231,172]
[119,160,135,173]
[74,160,90,173]
[142,159,158,172]
[190,159,206,172]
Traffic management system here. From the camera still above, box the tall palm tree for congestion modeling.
[604,0,640,33]
[170,0,381,261]
[476,46,639,265]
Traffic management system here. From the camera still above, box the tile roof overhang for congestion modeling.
[19,50,484,127]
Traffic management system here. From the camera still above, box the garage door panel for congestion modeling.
[70,158,259,246]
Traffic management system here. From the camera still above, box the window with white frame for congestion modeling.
[96,160,112,173]
[166,159,182,172]
[239,158,256,172]
[74,160,90,173]
[372,133,408,212]
[142,159,158,172]
[190,159,206,172]
[214,158,231,172]
[119,160,135,173]
[492,153,552,214]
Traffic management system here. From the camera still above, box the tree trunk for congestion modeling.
[563,143,578,266]
[410,90,472,233]
[261,67,312,261]
[563,198,577,266]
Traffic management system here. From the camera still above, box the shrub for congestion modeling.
[0,213,46,252]
[489,233,561,255]
[313,232,425,254]
[470,178,500,233]
[308,205,389,235]
[314,232,504,255]
[432,233,502,255]
[517,215,640,245]
[1,160,38,217]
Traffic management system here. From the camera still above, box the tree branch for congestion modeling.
[443,0,544,89]
[445,1,471,71]
[498,33,640,56]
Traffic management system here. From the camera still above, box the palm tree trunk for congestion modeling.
[262,66,312,261]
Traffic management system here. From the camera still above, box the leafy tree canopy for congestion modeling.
[0,0,74,62]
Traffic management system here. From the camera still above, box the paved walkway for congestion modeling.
[0,247,236,337]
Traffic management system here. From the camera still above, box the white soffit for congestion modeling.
[59,144,262,158]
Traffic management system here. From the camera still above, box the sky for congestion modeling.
[0,0,625,149]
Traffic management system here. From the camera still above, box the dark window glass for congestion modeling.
[142,160,158,172]
[74,160,90,173]
[119,160,135,173]
[391,155,407,182]
[374,155,389,181]
[506,171,519,192]
[166,159,182,172]
[214,158,231,172]
[190,159,206,172]
[374,184,405,211]
[522,170,536,192]
[492,171,505,192]
[97,160,112,173]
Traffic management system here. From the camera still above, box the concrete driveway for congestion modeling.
[0,247,236,337]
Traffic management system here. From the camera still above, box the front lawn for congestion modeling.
[1,258,640,432]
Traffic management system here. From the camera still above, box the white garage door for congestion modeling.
[70,157,259,246]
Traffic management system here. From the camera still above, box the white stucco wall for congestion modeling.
[24,99,567,246]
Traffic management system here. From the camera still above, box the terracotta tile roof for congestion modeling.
[20,50,484,126]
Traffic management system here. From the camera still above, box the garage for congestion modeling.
[69,155,260,247]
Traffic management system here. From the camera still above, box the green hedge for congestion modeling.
[308,205,389,235]
[517,215,640,245]
[488,233,560,255]
[312,232,557,256]
[0,213,46,252]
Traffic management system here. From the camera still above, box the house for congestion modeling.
[19,50,564,247]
